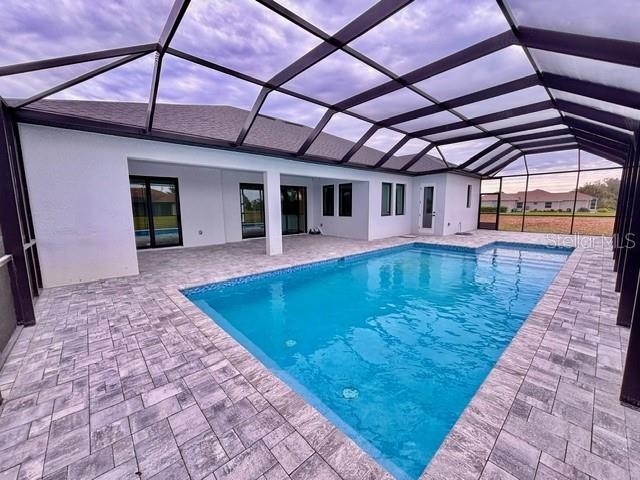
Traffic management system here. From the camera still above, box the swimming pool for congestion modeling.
[185,242,571,479]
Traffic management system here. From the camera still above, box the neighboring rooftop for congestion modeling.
[484,189,595,202]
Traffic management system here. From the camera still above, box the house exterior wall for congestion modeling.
[368,179,413,241]
[19,124,483,286]
[410,173,479,235]
[312,179,369,240]
[442,174,481,235]
[19,126,139,287]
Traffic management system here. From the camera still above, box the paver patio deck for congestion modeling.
[0,232,636,480]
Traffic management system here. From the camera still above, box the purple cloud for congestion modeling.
[157,54,261,109]
[282,50,388,105]
[321,113,372,141]
[276,0,377,34]
[350,0,510,75]
[415,46,534,101]
[0,0,173,66]
[362,128,404,151]
[170,0,320,81]
[456,86,550,119]
[350,88,432,121]
[47,54,155,102]
[258,90,326,127]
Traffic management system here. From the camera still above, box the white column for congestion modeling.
[263,169,283,255]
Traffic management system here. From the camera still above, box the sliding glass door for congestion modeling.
[240,184,307,238]
[281,186,306,235]
[130,176,182,249]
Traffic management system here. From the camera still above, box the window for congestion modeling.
[381,183,392,216]
[466,184,472,208]
[590,198,597,209]
[322,185,334,216]
[339,183,352,217]
[544,201,553,209]
[395,184,405,215]
[516,201,524,209]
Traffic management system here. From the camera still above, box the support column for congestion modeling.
[0,105,35,326]
[620,132,640,405]
[621,280,640,406]
[263,170,282,256]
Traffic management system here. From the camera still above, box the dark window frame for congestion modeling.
[544,201,553,209]
[339,183,352,217]
[395,183,405,215]
[381,182,392,216]
[322,184,334,216]
[466,184,473,208]
[130,175,183,249]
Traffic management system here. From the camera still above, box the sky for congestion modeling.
[0,0,625,168]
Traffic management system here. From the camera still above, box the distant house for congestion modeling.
[483,189,597,212]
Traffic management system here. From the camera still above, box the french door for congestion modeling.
[130,176,182,249]
[418,184,436,234]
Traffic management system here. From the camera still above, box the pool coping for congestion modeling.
[173,238,578,479]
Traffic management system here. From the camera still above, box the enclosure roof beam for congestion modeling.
[375,136,412,168]
[483,151,523,176]
[456,140,506,170]
[557,100,639,132]
[519,26,640,69]
[0,44,157,77]
[340,125,380,163]
[296,109,337,156]
[236,0,411,146]
[564,117,634,145]
[12,53,148,109]
[400,143,437,171]
[499,128,572,143]
[413,101,553,137]
[511,137,576,150]
[380,74,540,127]
[435,117,564,145]
[334,31,516,110]
[472,146,517,174]
[544,73,640,111]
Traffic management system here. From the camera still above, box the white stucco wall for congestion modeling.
[411,173,480,235]
[20,127,139,287]
[368,179,413,241]
[312,179,370,240]
[19,124,418,286]
[441,173,480,235]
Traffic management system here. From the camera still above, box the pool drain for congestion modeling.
[341,387,359,399]
[285,339,297,347]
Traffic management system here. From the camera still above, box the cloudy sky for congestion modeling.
[0,0,621,167]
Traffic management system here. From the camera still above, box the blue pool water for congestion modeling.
[185,243,570,479]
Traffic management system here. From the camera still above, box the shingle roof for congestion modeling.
[28,100,446,173]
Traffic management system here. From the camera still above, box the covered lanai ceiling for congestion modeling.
[0,0,637,176]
